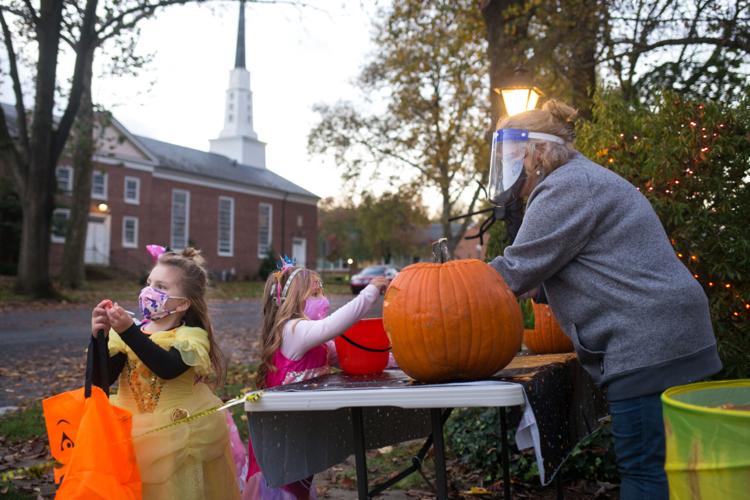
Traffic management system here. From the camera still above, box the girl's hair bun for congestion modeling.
[542,99,579,124]
[180,247,206,268]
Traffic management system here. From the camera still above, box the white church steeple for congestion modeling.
[209,0,267,168]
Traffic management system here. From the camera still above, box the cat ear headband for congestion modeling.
[146,244,172,263]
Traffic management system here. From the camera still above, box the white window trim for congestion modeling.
[123,176,140,205]
[56,165,73,192]
[91,170,108,200]
[122,216,139,248]
[51,208,70,243]
[217,196,235,257]
[171,189,190,250]
[258,202,273,258]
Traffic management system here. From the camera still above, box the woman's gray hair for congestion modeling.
[497,99,579,174]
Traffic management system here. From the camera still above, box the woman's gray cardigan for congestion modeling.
[490,153,721,400]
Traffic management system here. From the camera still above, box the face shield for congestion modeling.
[488,128,565,206]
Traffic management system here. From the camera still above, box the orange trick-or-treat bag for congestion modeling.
[43,336,141,499]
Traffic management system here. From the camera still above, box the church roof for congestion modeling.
[135,135,318,199]
[1,102,318,200]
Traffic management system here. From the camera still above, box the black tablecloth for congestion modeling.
[247,353,607,486]
[494,352,608,483]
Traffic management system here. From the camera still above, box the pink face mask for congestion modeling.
[138,286,186,321]
[304,296,330,320]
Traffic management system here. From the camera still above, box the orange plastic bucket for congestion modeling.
[335,318,391,375]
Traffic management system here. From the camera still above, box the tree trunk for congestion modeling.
[16,0,64,297]
[60,50,95,289]
[565,0,599,118]
[482,0,530,129]
[482,0,530,248]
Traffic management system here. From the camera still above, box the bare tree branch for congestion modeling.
[604,36,750,62]
[0,6,30,168]
[22,0,38,24]
[0,105,25,192]
[53,0,98,161]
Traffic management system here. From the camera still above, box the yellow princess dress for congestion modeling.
[108,325,240,500]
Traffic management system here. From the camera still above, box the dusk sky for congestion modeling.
[1,1,381,204]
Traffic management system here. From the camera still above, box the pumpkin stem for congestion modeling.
[432,238,450,263]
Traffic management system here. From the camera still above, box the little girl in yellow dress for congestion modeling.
[90,247,240,499]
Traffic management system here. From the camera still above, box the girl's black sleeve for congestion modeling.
[90,336,126,388]
[117,323,190,380]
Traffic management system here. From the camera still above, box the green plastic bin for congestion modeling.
[662,379,750,499]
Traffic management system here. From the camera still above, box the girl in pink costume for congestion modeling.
[242,263,388,499]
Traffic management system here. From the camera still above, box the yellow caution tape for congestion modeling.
[135,391,263,437]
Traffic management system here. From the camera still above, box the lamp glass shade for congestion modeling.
[501,88,541,117]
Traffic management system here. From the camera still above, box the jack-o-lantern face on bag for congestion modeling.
[42,388,86,483]
[56,419,76,457]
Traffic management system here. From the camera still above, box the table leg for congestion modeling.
[500,407,511,500]
[351,407,368,500]
[430,408,448,499]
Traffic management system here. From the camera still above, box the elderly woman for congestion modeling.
[487,100,721,499]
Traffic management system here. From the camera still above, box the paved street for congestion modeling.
[0,295,383,409]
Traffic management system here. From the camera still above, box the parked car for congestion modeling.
[350,265,399,294]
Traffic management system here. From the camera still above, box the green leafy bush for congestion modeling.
[257,247,277,281]
[446,408,618,484]
[577,90,750,378]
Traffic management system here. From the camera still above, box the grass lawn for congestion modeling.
[0,275,352,309]
[0,405,45,442]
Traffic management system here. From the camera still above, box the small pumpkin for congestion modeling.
[523,301,574,354]
[383,259,523,383]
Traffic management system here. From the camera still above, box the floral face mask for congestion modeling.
[138,286,187,321]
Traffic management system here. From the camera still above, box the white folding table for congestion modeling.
[244,371,526,499]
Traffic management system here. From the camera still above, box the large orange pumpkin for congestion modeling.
[523,301,574,354]
[383,259,523,383]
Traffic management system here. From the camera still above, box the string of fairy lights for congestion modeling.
[595,102,748,322]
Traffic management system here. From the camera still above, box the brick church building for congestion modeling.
[40,2,318,278]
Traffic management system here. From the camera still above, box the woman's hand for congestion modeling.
[370,276,390,293]
[106,302,134,334]
[91,300,112,338]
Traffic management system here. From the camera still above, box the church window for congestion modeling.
[218,196,234,257]
[91,170,108,200]
[51,208,70,243]
[122,216,138,248]
[56,165,73,192]
[171,189,190,250]
[258,203,273,257]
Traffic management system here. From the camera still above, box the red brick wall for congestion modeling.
[50,161,318,279]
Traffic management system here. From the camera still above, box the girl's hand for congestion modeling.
[91,300,112,338]
[106,302,134,334]
[370,276,390,292]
